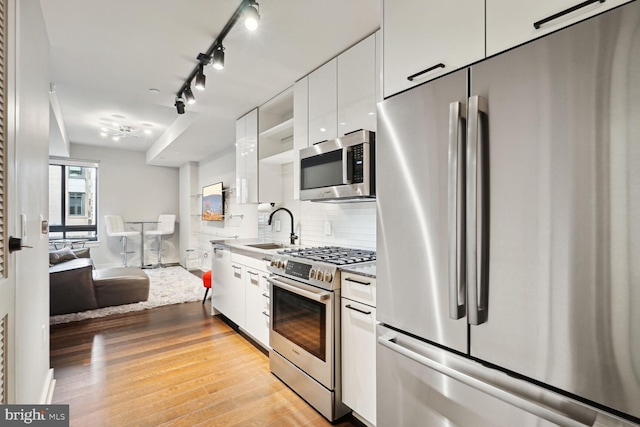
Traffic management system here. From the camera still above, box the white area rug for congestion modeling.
[50,266,204,325]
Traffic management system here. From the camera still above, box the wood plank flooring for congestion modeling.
[50,301,360,427]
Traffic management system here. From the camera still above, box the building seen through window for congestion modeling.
[49,160,98,240]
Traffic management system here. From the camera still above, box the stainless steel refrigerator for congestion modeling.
[376,2,640,426]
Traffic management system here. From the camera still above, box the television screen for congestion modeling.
[202,182,224,221]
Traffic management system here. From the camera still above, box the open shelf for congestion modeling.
[260,149,294,165]
[259,118,293,140]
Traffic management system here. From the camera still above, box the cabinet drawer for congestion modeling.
[230,250,271,271]
[341,272,376,307]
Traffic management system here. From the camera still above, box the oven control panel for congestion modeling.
[269,257,339,288]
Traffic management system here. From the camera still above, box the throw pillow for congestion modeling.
[49,247,78,265]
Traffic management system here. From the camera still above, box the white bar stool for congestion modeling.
[145,214,176,268]
[104,215,140,267]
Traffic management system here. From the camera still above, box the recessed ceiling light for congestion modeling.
[149,88,161,94]
[320,128,326,132]
[112,136,120,141]
[142,123,153,127]
[144,129,152,135]
[100,132,107,137]
[112,114,126,119]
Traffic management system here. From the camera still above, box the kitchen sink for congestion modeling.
[245,242,285,250]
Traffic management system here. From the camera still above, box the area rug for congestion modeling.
[50,266,204,325]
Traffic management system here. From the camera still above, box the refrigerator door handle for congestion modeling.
[467,95,489,325]
[378,333,596,427]
[448,101,466,319]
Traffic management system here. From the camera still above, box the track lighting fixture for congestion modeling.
[174,0,260,114]
[213,45,225,70]
[184,86,196,104]
[195,64,206,90]
[175,97,185,114]
[244,1,260,31]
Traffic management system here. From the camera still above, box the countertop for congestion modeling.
[339,261,376,278]
[211,239,377,277]
[210,238,294,257]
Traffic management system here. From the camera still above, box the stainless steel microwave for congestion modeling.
[299,130,375,202]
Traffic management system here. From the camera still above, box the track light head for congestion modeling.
[213,45,225,70]
[175,96,185,114]
[244,1,260,31]
[184,86,196,104]
[195,64,206,90]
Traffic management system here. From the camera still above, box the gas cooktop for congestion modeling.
[278,246,376,265]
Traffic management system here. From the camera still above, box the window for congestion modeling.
[49,160,99,240]
[68,166,84,178]
[68,193,85,216]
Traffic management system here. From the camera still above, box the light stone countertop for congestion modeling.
[339,261,376,278]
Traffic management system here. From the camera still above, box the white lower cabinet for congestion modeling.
[245,267,270,348]
[211,245,233,316]
[227,264,246,329]
[341,272,377,426]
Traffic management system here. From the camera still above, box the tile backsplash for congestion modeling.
[258,163,376,250]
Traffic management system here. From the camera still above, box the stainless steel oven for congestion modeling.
[268,275,335,389]
[267,246,376,422]
[299,129,375,202]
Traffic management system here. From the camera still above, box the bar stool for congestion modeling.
[145,214,176,268]
[104,215,140,267]
[202,270,212,304]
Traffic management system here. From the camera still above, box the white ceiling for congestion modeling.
[39,0,381,167]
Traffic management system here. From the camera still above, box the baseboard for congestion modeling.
[41,369,56,404]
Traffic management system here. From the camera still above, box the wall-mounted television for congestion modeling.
[202,182,224,221]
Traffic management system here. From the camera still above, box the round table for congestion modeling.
[126,221,158,268]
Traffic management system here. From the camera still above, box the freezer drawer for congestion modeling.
[376,325,611,427]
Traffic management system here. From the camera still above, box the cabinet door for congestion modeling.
[338,33,377,136]
[235,115,246,204]
[245,268,269,347]
[341,299,377,426]
[293,77,308,200]
[211,246,232,316]
[228,264,246,328]
[245,109,258,204]
[486,0,630,56]
[236,108,258,204]
[382,0,484,98]
[308,59,337,144]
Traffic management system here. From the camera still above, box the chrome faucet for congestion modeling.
[268,207,298,245]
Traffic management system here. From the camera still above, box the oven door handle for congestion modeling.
[267,276,331,302]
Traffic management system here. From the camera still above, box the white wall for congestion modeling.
[191,147,259,270]
[179,162,199,268]
[70,144,180,268]
[14,0,52,403]
[259,163,376,249]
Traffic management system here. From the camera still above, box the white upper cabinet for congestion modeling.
[486,0,631,56]
[338,33,377,136]
[236,108,258,204]
[308,59,338,144]
[383,0,485,98]
[293,77,308,200]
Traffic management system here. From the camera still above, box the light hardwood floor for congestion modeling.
[50,301,360,427]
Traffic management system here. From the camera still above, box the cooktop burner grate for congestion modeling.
[279,246,376,265]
